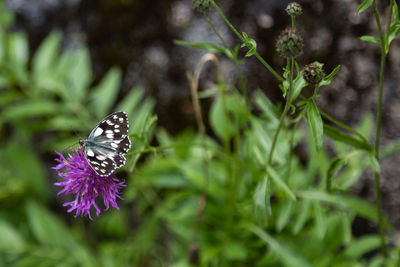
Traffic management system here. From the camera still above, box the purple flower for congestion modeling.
[52,146,126,220]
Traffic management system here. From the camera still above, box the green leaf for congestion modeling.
[381,139,400,159]
[198,87,219,98]
[324,124,372,151]
[281,62,307,102]
[254,90,279,123]
[26,201,79,249]
[296,190,379,222]
[174,40,230,55]
[0,100,59,124]
[327,157,348,192]
[357,0,373,14]
[7,32,28,67]
[388,22,400,48]
[223,242,248,261]
[90,67,121,118]
[368,154,380,173]
[306,100,323,150]
[291,65,307,101]
[344,235,381,258]
[7,32,29,84]
[67,47,92,101]
[241,32,257,57]
[313,200,327,239]
[253,175,272,221]
[276,199,293,232]
[319,65,340,87]
[341,212,352,244]
[4,143,48,199]
[360,35,381,45]
[32,31,62,78]
[116,86,145,119]
[292,199,311,234]
[0,219,26,251]
[247,224,313,267]
[266,166,296,201]
[210,94,245,142]
[47,116,86,131]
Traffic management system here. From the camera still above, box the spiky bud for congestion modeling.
[192,0,211,13]
[286,2,302,17]
[303,62,325,85]
[275,28,303,58]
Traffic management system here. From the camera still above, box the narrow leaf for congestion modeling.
[319,65,340,87]
[247,224,313,267]
[368,154,380,173]
[326,157,348,192]
[296,190,380,222]
[292,199,311,234]
[253,175,272,221]
[360,35,381,45]
[324,124,372,151]
[313,200,327,239]
[90,67,121,118]
[266,166,296,201]
[381,139,400,159]
[357,0,373,14]
[26,201,79,249]
[276,200,293,232]
[306,100,323,150]
[174,40,229,55]
[344,235,381,258]
[32,31,62,76]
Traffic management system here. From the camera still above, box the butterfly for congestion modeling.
[79,111,131,176]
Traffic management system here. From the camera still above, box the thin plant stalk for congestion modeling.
[211,0,284,82]
[187,53,222,234]
[267,57,294,165]
[370,0,394,257]
[204,13,248,104]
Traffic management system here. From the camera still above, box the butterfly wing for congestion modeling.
[88,111,129,141]
[83,111,131,176]
[85,149,117,176]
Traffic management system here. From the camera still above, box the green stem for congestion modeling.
[291,16,296,30]
[204,13,228,47]
[285,110,304,181]
[204,12,248,104]
[211,0,283,82]
[267,57,294,165]
[372,0,391,257]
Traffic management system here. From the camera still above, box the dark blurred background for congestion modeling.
[6,0,400,230]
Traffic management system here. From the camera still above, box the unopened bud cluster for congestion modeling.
[275,28,303,58]
[303,62,325,85]
[286,2,302,17]
[192,0,211,13]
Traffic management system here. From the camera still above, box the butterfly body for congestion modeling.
[79,111,131,176]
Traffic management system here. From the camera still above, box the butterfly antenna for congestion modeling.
[70,127,81,148]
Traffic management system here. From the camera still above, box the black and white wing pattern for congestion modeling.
[80,111,132,176]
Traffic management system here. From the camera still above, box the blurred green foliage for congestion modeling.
[1,1,400,267]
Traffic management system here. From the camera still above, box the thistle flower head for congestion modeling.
[52,146,126,220]
[303,61,325,85]
[286,2,302,17]
[275,28,303,58]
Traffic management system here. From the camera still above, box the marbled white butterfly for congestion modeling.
[79,111,131,176]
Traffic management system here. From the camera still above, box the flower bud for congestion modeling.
[303,62,325,85]
[192,0,211,13]
[286,2,302,17]
[275,28,303,58]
